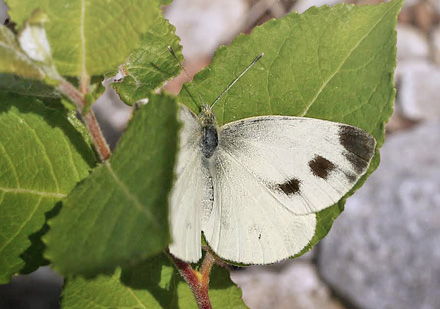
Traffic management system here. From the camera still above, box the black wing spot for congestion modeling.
[344,152,369,174]
[344,171,358,183]
[309,155,336,179]
[278,178,301,195]
[339,125,375,173]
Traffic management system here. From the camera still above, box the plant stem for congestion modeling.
[200,251,215,286]
[57,78,111,161]
[79,73,90,95]
[83,111,111,161]
[166,250,214,309]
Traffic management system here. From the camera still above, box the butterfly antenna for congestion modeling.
[210,53,264,110]
[168,46,205,108]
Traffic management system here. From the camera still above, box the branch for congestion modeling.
[166,250,214,309]
[82,111,111,161]
[57,78,111,161]
[200,250,215,286]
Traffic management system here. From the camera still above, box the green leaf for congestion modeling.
[160,0,174,6]
[179,0,402,260]
[0,18,61,98]
[0,73,59,98]
[6,0,162,76]
[0,94,96,284]
[0,25,45,79]
[45,93,179,277]
[111,13,182,105]
[19,202,61,275]
[61,253,246,308]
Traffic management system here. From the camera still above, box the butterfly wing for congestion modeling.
[202,116,375,264]
[168,105,212,263]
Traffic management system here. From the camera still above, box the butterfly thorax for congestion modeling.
[199,105,218,159]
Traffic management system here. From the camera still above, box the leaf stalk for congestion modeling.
[57,78,111,161]
[167,250,215,309]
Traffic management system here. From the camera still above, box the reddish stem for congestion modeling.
[57,79,111,161]
[167,250,213,309]
[83,111,111,161]
[200,251,215,286]
[57,79,85,109]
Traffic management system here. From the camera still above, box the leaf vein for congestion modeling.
[0,186,66,198]
[104,161,158,226]
[61,132,81,181]
[0,195,43,254]
[299,2,398,117]
[0,140,20,188]
[80,0,87,77]
[110,273,146,308]
[10,113,60,192]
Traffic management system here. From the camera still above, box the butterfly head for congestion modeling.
[198,104,217,128]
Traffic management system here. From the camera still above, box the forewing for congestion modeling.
[218,116,376,215]
[202,116,375,264]
[168,105,212,263]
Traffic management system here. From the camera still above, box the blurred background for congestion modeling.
[1,0,440,308]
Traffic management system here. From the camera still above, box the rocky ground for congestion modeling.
[1,0,440,308]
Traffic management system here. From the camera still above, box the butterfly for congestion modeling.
[168,54,376,265]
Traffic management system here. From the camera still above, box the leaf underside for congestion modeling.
[0,94,95,284]
[6,0,160,76]
[45,94,179,277]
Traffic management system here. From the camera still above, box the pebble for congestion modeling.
[164,0,248,60]
[232,259,345,309]
[396,24,429,60]
[292,0,341,13]
[0,267,62,309]
[395,59,440,120]
[0,0,8,25]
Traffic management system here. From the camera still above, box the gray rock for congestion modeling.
[0,0,8,25]
[292,0,341,14]
[231,258,345,309]
[165,0,248,60]
[397,24,429,60]
[319,121,440,309]
[0,267,63,309]
[395,59,440,120]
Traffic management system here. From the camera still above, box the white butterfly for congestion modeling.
[168,55,376,265]
[169,103,375,265]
